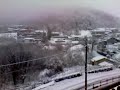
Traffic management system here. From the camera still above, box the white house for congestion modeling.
[23,38,35,43]
[91,56,108,65]
[91,28,106,38]
[51,32,61,37]
[49,34,71,45]
[70,34,82,41]
[0,32,17,40]
[70,30,92,45]
[35,30,47,34]
[91,55,113,66]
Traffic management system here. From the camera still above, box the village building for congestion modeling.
[23,38,35,43]
[0,32,17,40]
[49,34,70,45]
[91,28,106,38]
[51,32,61,37]
[91,56,113,66]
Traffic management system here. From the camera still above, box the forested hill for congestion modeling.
[23,7,120,30]
[0,7,120,30]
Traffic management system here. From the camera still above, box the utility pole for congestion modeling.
[85,37,88,90]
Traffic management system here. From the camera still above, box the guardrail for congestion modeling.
[31,67,113,90]
[78,75,120,90]
[31,72,82,90]
[54,67,113,83]
[53,72,82,82]
[88,67,113,74]
[27,67,115,90]
[92,76,120,90]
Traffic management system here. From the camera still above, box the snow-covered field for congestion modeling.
[41,69,120,90]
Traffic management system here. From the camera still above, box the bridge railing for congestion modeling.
[76,75,120,90]
[90,75,120,90]
[92,76,120,89]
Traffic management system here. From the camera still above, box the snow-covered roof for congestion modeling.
[113,53,120,60]
[24,38,35,40]
[70,30,92,38]
[70,34,81,38]
[52,32,61,34]
[70,44,83,51]
[93,28,106,32]
[43,45,56,50]
[80,30,92,38]
[35,30,47,33]
[99,61,113,66]
[0,32,17,39]
[71,41,79,44]
[21,29,27,31]
[91,56,107,62]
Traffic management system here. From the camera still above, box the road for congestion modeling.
[41,69,120,90]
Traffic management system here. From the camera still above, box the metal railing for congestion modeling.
[78,75,120,90]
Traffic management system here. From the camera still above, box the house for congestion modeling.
[51,32,61,37]
[91,55,114,66]
[70,34,82,41]
[106,44,119,53]
[70,30,92,45]
[49,35,70,45]
[35,30,47,35]
[28,31,46,39]
[106,37,120,44]
[19,29,47,41]
[112,53,120,62]
[69,35,82,45]
[23,38,42,43]
[0,32,17,40]
[23,38,35,43]
[91,28,106,38]
[91,56,108,65]
[18,28,33,36]
[98,37,120,45]
[97,41,107,52]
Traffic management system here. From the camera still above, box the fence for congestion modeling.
[78,75,120,90]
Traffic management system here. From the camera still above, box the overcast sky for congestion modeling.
[0,0,120,22]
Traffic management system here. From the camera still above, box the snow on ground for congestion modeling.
[69,44,83,51]
[71,41,79,44]
[92,50,102,57]
[32,81,55,90]
[43,45,56,50]
[113,53,120,60]
[41,69,120,90]
[80,30,92,38]
[99,61,113,66]
[54,65,102,80]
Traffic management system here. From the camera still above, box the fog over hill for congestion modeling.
[21,8,120,30]
[1,7,120,29]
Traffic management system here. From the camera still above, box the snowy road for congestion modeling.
[41,69,120,90]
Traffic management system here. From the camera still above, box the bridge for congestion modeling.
[72,74,120,90]
[39,69,120,90]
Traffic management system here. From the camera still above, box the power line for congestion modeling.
[0,51,65,89]
[0,51,65,90]
[0,52,64,68]
[0,51,65,75]
[0,65,41,75]
[0,65,47,90]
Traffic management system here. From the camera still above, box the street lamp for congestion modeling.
[85,37,88,90]
[81,30,92,90]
